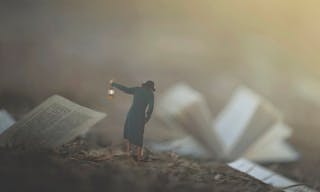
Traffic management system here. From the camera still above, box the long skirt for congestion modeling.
[123,107,145,147]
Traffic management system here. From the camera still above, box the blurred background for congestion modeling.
[0,0,320,188]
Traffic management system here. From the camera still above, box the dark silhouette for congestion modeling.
[111,80,155,161]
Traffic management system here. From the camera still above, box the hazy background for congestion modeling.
[1,0,320,185]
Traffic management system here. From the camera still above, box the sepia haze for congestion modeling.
[1,1,320,165]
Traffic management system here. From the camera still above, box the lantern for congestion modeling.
[108,87,115,99]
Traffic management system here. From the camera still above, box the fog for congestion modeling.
[1,1,320,161]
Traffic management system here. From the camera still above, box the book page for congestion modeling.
[214,86,260,154]
[0,95,106,149]
[156,83,223,157]
[228,159,317,192]
[0,110,15,134]
[213,86,281,159]
[244,122,299,162]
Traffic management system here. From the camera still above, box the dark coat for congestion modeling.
[112,82,154,147]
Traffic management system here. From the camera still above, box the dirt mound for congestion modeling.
[0,138,280,192]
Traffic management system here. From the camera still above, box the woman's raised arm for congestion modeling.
[111,82,136,95]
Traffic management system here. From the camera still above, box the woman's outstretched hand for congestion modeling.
[109,79,114,86]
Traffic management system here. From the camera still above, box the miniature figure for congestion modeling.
[110,80,155,161]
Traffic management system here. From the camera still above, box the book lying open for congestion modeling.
[153,83,299,162]
[0,95,106,149]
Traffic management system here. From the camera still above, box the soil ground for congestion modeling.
[0,138,280,192]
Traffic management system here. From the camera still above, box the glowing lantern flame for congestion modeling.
[108,88,115,99]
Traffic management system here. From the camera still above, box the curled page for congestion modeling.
[213,86,282,159]
[156,83,223,157]
[0,95,106,149]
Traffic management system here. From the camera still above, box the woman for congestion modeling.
[111,80,155,161]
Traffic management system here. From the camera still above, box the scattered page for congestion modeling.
[0,110,15,134]
[228,159,317,192]
[0,95,106,149]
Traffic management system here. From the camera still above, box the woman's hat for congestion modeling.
[142,80,155,91]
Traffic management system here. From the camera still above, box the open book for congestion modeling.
[0,95,106,149]
[153,83,298,162]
